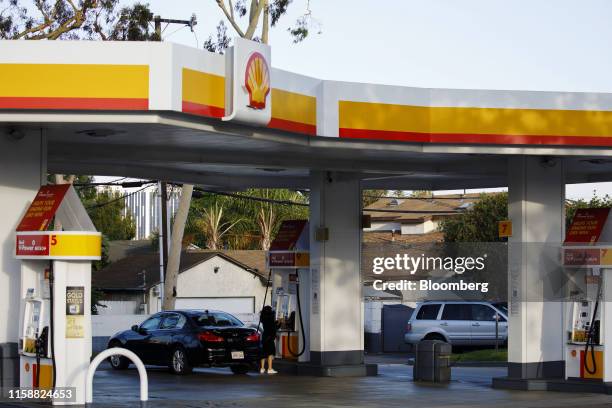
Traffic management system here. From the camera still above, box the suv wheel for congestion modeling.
[170,347,193,375]
[424,333,447,342]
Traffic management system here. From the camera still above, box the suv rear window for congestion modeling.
[441,304,472,320]
[416,304,441,320]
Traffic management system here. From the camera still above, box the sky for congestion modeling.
[113,0,612,200]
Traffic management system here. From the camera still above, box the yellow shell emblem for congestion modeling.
[244,52,270,109]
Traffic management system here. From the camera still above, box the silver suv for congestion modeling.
[404,301,508,346]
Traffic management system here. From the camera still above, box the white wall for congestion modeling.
[0,132,44,344]
[147,255,268,314]
[92,314,148,337]
[400,220,437,235]
[401,222,425,235]
[174,297,254,314]
[364,222,401,232]
[97,300,141,315]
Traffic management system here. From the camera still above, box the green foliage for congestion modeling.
[206,0,315,52]
[73,175,97,201]
[362,189,386,207]
[186,189,308,250]
[203,21,231,54]
[441,192,612,243]
[92,235,110,272]
[106,3,156,41]
[0,0,155,41]
[91,286,107,315]
[287,15,308,43]
[270,0,291,26]
[91,236,109,314]
[85,188,136,241]
[566,194,612,229]
[440,193,508,242]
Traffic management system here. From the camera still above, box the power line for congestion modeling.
[78,182,469,214]
[74,180,150,188]
[85,185,153,210]
[192,187,309,207]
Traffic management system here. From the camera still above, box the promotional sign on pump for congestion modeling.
[266,219,310,362]
[15,185,100,405]
[562,207,612,381]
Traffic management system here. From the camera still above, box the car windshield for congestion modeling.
[192,311,243,327]
[492,302,508,314]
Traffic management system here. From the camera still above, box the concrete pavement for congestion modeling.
[2,363,612,407]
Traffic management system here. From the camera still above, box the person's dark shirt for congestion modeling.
[261,311,277,340]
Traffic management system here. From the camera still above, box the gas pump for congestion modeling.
[267,220,310,362]
[15,185,101,405]
[563,208,612,381]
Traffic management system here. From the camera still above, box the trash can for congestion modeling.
[413,340,451,383]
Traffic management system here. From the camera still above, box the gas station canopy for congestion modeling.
[2,40,612,189]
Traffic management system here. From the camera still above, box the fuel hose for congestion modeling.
[287,273,306,358]
[584,280,603,375]
[584,299,599,375]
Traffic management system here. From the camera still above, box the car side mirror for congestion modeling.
[131,325,139,332]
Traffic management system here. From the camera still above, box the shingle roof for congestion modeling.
[363,231,444,244]
[107,240,153,262]
[364,193,482,223]
[93,250,267,291]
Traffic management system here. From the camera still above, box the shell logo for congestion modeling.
[244,52,270,109]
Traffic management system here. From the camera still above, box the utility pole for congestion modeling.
[161,181,169,273]
[153,15,196,309]
[157,181,166,306]
[153,14,197,41]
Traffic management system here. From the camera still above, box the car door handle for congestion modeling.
[439,322,448,326]
[472,323,480,327]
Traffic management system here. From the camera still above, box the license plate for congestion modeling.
[231,351,244,360]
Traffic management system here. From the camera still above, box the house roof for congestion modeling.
[364,193,482,223]
[107,239,153,262]
[93,250,267,291]
[363,231,445,244]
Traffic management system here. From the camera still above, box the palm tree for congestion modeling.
[200,202,243,250]
[242,189,308,250]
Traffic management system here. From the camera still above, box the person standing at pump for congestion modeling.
[259,306,278,374]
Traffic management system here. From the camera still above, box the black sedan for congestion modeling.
[107,310,261,374]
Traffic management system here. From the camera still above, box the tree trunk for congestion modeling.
[162,184,193,310]
[261,0,269,44]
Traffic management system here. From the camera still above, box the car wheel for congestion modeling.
[424,333,447,342]
[109,354,130,370]
[230,364,251,375]
[170,347,193,375]
[107,344,129,370]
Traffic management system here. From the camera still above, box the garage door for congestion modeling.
[174,297,255,314]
